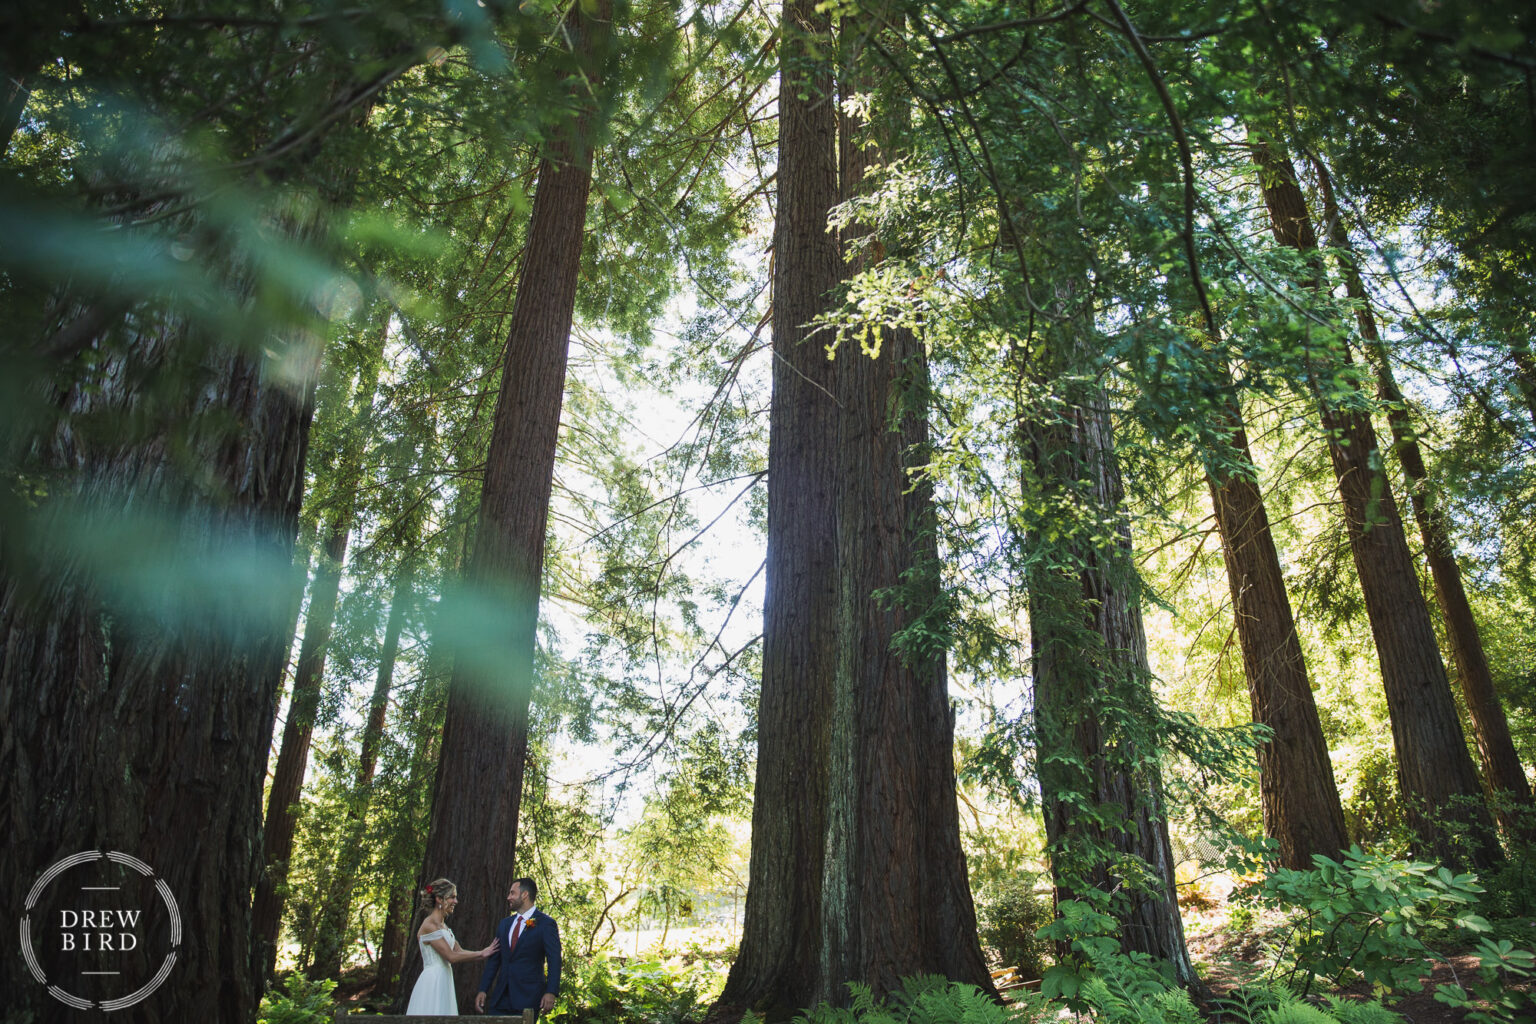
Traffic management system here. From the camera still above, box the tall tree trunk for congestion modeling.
[1203,386,1351,867]
[307,559,416,979]
[254,347,383,975]
[712,0,841,1016]
[402,3,610,1011]
[379,662,450,1001]
[253,501,352,970]
[380,521,465,1002]
[815,42,993,1002]
[0,321,318,1024]
[1251,139,1501,870]
[1022,376,1197,988]
[1312,160,1535,841]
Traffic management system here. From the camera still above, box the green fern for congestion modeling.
[794,975,1040,1024]
[1213,983,1288,1024]
[1262,998,1337,1024]
[1149,987,1203,1024]
[1321,995,1401,1024]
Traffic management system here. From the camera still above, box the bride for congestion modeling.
[405,877,499,1015]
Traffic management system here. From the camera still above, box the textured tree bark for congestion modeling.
[814,53,994,1002]
[254,346,383,975]
[1203,390,1351,868]
[307,560,416,980]
[712,1,841,1017]
[401,3,610,1011]
[1251,140,1501,870]
[382,520,464,1003]
[1023,372,1196,988]
[253,498,353,971]
[0,325,318,1023]
[1312,162,1535,842]
[378,626,451,1001]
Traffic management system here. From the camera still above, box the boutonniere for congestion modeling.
[525,918,537,929]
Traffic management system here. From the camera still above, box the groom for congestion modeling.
[475,877,561,1017]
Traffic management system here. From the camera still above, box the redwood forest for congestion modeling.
[2,1,1534,1023]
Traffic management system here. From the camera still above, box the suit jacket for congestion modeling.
[478,909,561,1012]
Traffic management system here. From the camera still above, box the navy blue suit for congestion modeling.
[478,909,561,1014]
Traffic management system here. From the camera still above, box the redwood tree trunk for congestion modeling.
[814,55,993,1001]
[307,560,416,979]
[0,333,317,1023]
[821,320,993,1001]
[382,517,465,1001]
[1251,140,1501,869]
[253,498,354,973]
[1312,161,1535,841]
[254,344,383,974]
[1203,390,1351,867]
[712,0,841,1015]
[377,599,453,1000]
[401,4,610,1011]
[1023,374,1196,987]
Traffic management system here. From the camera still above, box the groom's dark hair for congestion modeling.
[514,877,538,901]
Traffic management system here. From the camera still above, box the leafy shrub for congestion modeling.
[1478,831,1536,920]
[257,974,336,1024]
[1434,937,1536,1024]
[1227,902,1257,933]
[545,952,725,1024]
[794,974,1042,1024]
[1237,845,1489,994]
[974,874,1052,980]
[1034,900,1196,1024]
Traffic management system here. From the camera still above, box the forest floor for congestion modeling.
[326,896,1534,1022]
[1183,901,1489,1024]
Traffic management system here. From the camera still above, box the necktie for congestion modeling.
[510,916,524,950]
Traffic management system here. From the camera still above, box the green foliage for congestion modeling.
[257,974,336,1024]
[793,975,1041,1024]
[1034,900,1195,1023]
[1261,1001,1336,1024]
[1209,987,1402,1024]
[1433,938,1536,1024]
[973,874,1052,980]
[1211,984,1289,1024]
[1320,995,1402,1024]
[545,953,727,1024]
[1478,816,1536,921]
[1239,846,1489,995]
[1077,975,1204,1024]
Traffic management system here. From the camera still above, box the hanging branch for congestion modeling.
[1098,0,1216,336]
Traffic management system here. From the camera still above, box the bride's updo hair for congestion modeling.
[418,878,456,915]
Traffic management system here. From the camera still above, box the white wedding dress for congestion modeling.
[405,926,459,1015]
